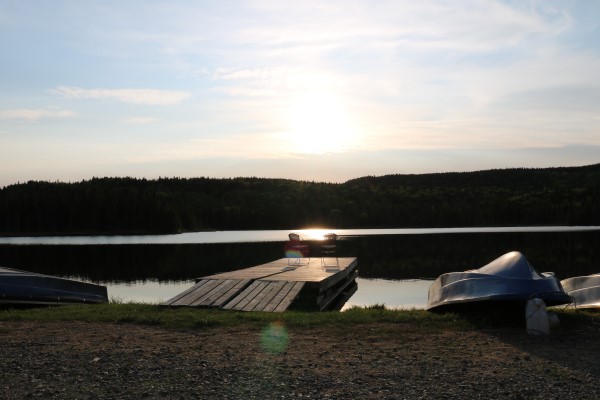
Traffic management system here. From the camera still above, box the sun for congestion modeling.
[283,90,360,154]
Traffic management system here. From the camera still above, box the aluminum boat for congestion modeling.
[561,274,600,310]
[0,266,108,306]
[427,251,572,311]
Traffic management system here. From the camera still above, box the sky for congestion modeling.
[1,0,599,186]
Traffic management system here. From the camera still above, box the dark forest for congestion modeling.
[1,164,599,235]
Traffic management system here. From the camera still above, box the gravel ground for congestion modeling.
[1,320,599,399]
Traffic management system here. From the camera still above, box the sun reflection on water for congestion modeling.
[292,228,336,241]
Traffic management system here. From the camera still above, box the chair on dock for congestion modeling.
[320,233,338,267]
[285,233,310,265]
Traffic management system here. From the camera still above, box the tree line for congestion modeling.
[1,164,599,235]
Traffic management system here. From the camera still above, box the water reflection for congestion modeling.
[2,231,599,281]
[1,226,597,245]
[0,229,598,308]
[97,278,432,309]
[342,278,432,310]
[102,280,194,304]
[0,242,285,282]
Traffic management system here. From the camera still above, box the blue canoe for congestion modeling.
[427,251,572,311]
[0,266,108,305]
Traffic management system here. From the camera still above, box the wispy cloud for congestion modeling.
[188,133,288,159]
[53,86,191,105]
[230,1,568,57]
[123,117,160,124]
[212,66,292,81]
[0,108,75,121]
[1,0,598,186]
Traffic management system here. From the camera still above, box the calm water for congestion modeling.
[103,278,432,310]
[1,226,598,245]
[1,226,599,309]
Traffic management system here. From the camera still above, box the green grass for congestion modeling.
[1,303,598,333]
[0,303,465,331]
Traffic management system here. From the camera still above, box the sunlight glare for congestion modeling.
[283,91,360,154]
[295,229,335,241]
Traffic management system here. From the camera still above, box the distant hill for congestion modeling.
[346,164,600,190]
[343,164,600,228]
[1,164,599,235]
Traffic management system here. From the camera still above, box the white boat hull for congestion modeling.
[561,274,600,310]
[427,251,572,311]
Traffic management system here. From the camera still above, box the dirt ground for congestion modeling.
[1,320,599,399]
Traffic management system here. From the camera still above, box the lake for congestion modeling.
[1,226,599,309]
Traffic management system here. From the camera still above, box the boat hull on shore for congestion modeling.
[427,251,572,311]
[561,274,600,310]
[0,266,108,306]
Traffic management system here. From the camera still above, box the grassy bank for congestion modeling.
[0,304,461,331]
[1,303,598,333]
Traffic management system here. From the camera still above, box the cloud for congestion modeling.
[123,117,160,124]
[0,108,75,121]
[53,86,191,105]
[209,66,300,98]
[212,66,292,81]
[188,133,288,159]
[494,85,600,113]
[232,1,568,57]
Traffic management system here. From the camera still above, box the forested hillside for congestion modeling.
[1,164,599,235]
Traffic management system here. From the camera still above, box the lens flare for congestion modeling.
[285,249,305,258]
[260,321,289,355]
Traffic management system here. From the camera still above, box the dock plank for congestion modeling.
[205,259,292,280]
[231,281,269,311]
[241,285,269,311]
[261,281,297,312]
[196,279,240,306]
[162,279,211,306]
[252,281,287,312]
[171,279,220,306]
[192,279,236,306]
[222,281,263,310]
[212,279,252,307]
[263,282,304,312]
[273,281,305,312]
[242,281,284,312]
[165,257,357,311]
[203,258,356,282]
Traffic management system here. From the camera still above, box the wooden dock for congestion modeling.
[163,257,358,312]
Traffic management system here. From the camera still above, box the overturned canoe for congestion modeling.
[561,274,600,310]
[0,266,108,306]
[427,251,572,311]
